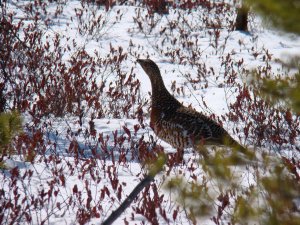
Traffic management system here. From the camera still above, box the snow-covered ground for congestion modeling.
[1,1,300,224]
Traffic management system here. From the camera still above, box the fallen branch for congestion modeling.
[101,174,154,225]
[102,153,166,225]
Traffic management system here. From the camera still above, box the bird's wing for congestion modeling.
[163,106,227,141]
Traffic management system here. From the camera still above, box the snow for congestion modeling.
[1,1,300,225]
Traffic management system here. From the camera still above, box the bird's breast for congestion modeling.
[150,113,194,149]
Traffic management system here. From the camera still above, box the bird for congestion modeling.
[137,58,254,163]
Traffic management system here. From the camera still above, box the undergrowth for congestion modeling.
[0,0,299,224]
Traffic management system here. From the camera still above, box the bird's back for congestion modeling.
[151,103,233,149]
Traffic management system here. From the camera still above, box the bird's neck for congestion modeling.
[150,76,180,110]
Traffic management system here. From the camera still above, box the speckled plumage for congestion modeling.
[137,59,250,158]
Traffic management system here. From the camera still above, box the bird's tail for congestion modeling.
[194,134,256,164]
[224,135,256,161]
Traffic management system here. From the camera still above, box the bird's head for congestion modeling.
[137,59,161,79]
